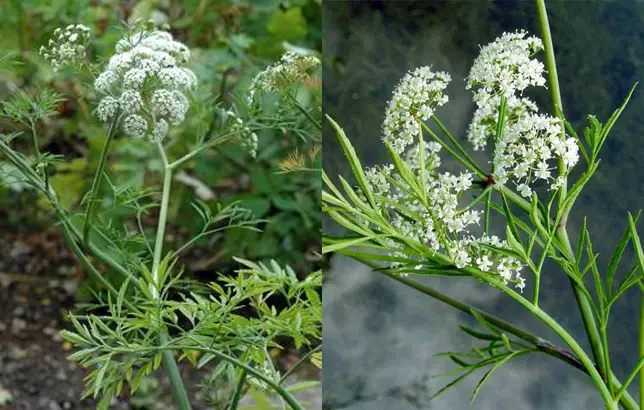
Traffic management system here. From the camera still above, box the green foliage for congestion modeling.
[321,17,644,408]
[0,2,321,409]
[0,0,322,274]
[60,257,321,408]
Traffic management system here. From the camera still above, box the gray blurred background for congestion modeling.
[322,1,644,409]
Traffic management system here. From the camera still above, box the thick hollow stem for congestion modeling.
[151,144,172,296]
[152,143,192,410]
[559,228,608,381]
[159,333,192,410]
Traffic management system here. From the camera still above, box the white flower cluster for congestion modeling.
[466,30,545,100]
[364,140,524,291]
[382,67,450,155]
[493,111,575,197]
[249,52,320,103]
[225,110,258,158]
[466,30,579,197]
[94,30,197,142]
[40,24,91,71]
[466,94,537,151]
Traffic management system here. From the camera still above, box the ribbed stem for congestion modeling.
[153,143,192,410]
[159,333,192,410]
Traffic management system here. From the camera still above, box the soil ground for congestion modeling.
[0,222,320,410]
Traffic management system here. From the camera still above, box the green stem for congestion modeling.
[458,185,492,215]
[279,345,322,384]
[287,92,321,131]
[228,369,248,410]
[560,228,608,382]
[29,120,41,160]
[484,188,491,235]
[159,333,192,410]
[169,134,234,169]
[57,207,139,313]
[351,256,632,409]
[535,0,567,198]
[536,0,609,386]
[152,143,171,289]
[82,114,119,247]
[602,323,614,396]
[532,301,616,409]
[640,293,644,409]
[152,143,192,410]
[113,342,306,410]
[421,123,485,179]
[532,266,541,307]
[431,115,485,176]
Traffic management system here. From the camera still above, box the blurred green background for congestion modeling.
[0,0,322,278]
[0,1,321,408]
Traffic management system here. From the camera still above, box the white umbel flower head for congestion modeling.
[382,66,450,155]
[466,30,545,100]
[249,52,320,103]
[96,96,119,122]
[491,109,578,192]
[93,28,196,142]
[40,24,91,71]
[466,30,579,196]
[123,114,148,139]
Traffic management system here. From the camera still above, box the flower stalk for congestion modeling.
[82,112,119,246]
[535,0,609,385]
[152,142,192,410]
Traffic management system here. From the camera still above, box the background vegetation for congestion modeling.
[0,0,321,409]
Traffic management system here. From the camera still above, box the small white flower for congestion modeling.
[95,96,119,122]
[249,52,320,103]
[95,70,119,94]
[461,210,480,226]
[151,119,169,143]
[550,176,565,191]
[122,114,148,139]
[40,23,91,71]
[517,183,532,198]
[123,68,147,89]
[467,30,544,98]
[466,31,579,198]
[119,90,143,114]
[534,161,551,180]
[382,66,450,155]
[453,249,471,269]
[476,255,493,272]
